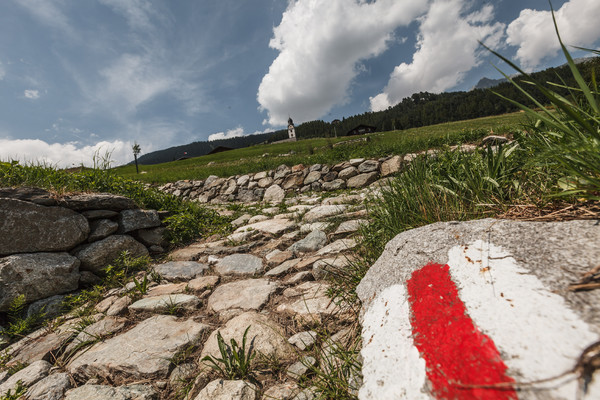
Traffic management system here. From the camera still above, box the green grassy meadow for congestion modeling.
[114,112,529,184]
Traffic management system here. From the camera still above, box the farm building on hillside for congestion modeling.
[346,124,377,136]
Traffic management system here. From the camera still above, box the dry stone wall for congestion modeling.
[0,187,167,313]
[159,155,408,204]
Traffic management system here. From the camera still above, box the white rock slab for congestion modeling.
[316,238,357,256]
[215,254,264,276]
[129,294,201,313]
[193,379,257,400]
[64,384,157,400]
[276,281,339,323]
[200,311,295,362]
[303,205,347,223]
[152,261,209,281]
[68,315,209,380]
[207,279,280,313]
[234,219,296,235]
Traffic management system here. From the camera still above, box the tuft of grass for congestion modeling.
[0,381,27,400]
[201,326,258,385]
[483,8,600,200]
[3,295,46,340]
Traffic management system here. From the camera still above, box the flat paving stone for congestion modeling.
[234,219,296,235]
[200,311,294,362]
[316,238,357,256]
[129,294,201,313]
[65,316,127,355]
[64,384,157,400]
[215,254,264,276]
[152,261,209,281]
[276,281,339,323]
[208,279,280,313]
[69,315,209,380]
[265,259,301,277]
[303,205,347,223]
[146,282,187,297]
[193,379,257,400]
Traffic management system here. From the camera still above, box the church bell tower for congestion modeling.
[287,117,297,142]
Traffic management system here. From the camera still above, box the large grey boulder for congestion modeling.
[88,219,119,242]
[69,315,209,380]
[321,179,346,191]
[357,160,379,173]
[357,219,600,400]
[207,279,280,313]
[73,235,148,274]
[0,187,56,206]
[64,384,157,400]
[0,253,80,311]
[263,184,286,205]
[194,380,257,400]
[60,193,136,211]
[380,155,402,176]
[119,209,161,233]
[0,198,89,256]
[346,172,379,188]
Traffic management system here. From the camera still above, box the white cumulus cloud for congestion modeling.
[208,127,245,142]
[24,89,40,99]
[370,0,505,111]
[506,0,600,71]
[257,0,430,126]
[0,138,136,168]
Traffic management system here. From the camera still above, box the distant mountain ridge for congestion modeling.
[472,77,508,90]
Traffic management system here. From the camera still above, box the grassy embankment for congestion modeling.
[113,112,526,184]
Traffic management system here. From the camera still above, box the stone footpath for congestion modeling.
[0,186,375,400]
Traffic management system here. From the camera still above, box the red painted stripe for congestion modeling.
[407,263,517,400]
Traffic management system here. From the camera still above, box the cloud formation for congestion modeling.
[506,0,600,70]
[208,127,245,142]
[24,89,40,99]
[0,138,134,168]
[257,0,430,126]
[370,0,504,111]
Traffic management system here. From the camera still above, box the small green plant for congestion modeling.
[131,273,150,296]
[201,326,257,384]
[1,381,27,400]
[4,295,45,339]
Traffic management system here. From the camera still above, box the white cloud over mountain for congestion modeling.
[257,0,430,126]
[370,0,504,111]
[506,0,600,70]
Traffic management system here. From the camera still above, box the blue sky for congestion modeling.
[1,0,599,167]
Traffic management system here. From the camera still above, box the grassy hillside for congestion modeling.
[114,112,528,184]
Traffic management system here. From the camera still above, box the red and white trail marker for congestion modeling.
[360,240,599,400]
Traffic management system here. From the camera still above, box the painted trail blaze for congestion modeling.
[407,263,517,400]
